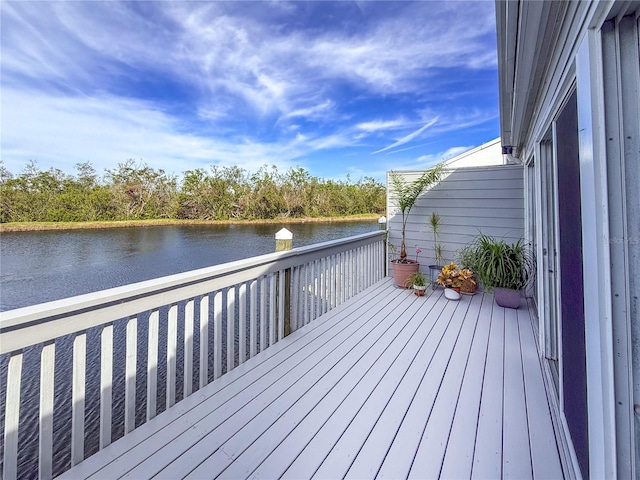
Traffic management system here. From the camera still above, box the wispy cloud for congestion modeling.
[355,119,409,133]
[0,1,499,180]
[372,118,439,154]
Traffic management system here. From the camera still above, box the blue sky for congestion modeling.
[1,1,499,182]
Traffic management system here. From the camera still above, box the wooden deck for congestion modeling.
[61,278,564,479]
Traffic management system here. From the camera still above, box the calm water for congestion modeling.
[0,221,376,477]
[0,221,377,311]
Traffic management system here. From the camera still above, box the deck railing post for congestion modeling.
[275,228,293,337]
[379,216,388,277]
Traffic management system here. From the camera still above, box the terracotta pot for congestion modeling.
[390,260,419,288]
[493,287,521,309]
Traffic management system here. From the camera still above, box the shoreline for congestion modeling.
[0,214,382,232]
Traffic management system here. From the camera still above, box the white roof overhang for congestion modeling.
[495,0,569,154]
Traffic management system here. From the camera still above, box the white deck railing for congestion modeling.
[0,231,386,480]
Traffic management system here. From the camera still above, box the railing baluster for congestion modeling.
[314,260,320,320]
[319,258,325,315]
[71,333,86,465]
[353,249,357,296]
[337,253,341,305]
[351,249,355,297]
[239,283,247,364]
[347,249,352,299]
[372,242,376,280]
[166,305,177,409]
[3,352,23,480]
[337,253,342,306]
[249,280,257,358]
[214,291,223,379]
[226,287,236,372]
[369,244,373,286]
[359,246,364,292]
[147,310,159,420]
[184,299,194,398]
[324,256,330,314]
[291,267,299,331]
[39,341,55,480]
[302,263,311,325]
[259,276,267,352]
[329,255,336,310]
[358,247,362,293]
[357,246,361,293]
[125,317,137,434]
[278,270,285,340]
[100,324,113,449]
[364,245,369,288]
[269,274,276,345]
[359,246,364,293]
[199,295,209,389]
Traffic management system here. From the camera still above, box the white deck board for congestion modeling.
[518,303,564,479]
[472,300,505,479]
[407,292,483,478]
[439,294,494,479]
[62,279,564,480]
[502,306,533,479]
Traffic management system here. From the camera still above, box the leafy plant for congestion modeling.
[404,271,428,288]
[437,262,463,288]
[388,164,444,262]
[456,243,477,271]
[428,212,444,265]
[469,234,534,291]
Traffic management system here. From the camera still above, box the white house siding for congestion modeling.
[386,165,524,272]
[496,1,640,478]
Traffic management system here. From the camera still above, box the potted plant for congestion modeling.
[428,212,445,287]
[404,271,428,296]
[469,234,534,308]
[388,164,443,287]
[456,244,478,294]
[437,262,463,300]
[388,243,421,288]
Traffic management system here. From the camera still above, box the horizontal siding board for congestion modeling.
[437,178,524,190]
[442,166,524,180]
[391,207,525,222]
[411,188,524,201]
[391,166,523,182]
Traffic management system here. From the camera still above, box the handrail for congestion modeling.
[0,231,383,353]
[0,230,385,479]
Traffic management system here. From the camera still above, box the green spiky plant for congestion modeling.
[404,271,428,288]
[388,163,444,262]
[429,211,444,266]
[470,234,535,291]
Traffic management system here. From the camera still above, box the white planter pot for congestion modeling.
[413,285,427,297]
[444,288,461,300]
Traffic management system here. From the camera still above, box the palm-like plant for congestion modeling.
[389,163,444,261]
[429,212,444,265]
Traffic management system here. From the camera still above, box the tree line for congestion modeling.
[0,160,386,223]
